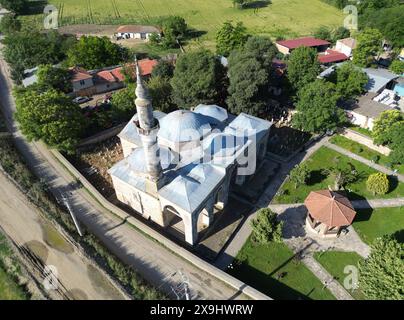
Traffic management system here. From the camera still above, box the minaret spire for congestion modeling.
[134,56,163,189]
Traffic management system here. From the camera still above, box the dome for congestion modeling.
[194,104,228,124]
[127,147,175,173]
[158,110,211,143]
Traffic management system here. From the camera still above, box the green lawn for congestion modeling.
[330,135,404,175]
[353,207,404,245]
[349,126,373,138]
[314,251,365,300]
[229,238,336,300]
[25,0,343,45]
[273,146,404,204]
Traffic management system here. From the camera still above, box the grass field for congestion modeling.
[272,146,404,204]
[353,207,404,245]
[229,237,336,300]
[29,0,344,45]
[314,251,365,300]
[330,135,404,175]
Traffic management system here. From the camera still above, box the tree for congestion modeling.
[359,235,404,300]
[313,26,332,42]
[216,21,249,57]
[111,84,136,121]
[389,60,404,75]
[333,62,368,100]
[151,61,174,79]
[372,110,403,145]
[0,13,21,34]
[14,88,86,153]
[227,36,278,116]
[292,80,346,133]
[287,46,321,94]
[250,208,283,245]
[332,27,350,43]
[67,36,128,70]
[366,173,390,195]
[37,64,72,93]
[289,164,310,189]
[147,76,176,113]
[322,163,359,191]
[162,16,188,39]
[171,50,222,108]
[353,28,383,67]
[387,122,404,165]
[0,0,27,14]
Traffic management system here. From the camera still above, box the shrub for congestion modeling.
[371,155,380,164]
[250,208,283,245]
[366,173,390,195]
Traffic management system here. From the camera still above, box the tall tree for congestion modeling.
[292,80,346,133]
[353,28,383,67]
[147,76,175,114]
[111,84,136,121]
[372,110,403,145]
[37,64,72,93]
[216,21,249,57]
[387,122,404,165]
[151,60,174,79]
[287,46,321,94]
[332,62,369,100]
[171,50,222,108]
[250,208,283,245]
[14,88,86,153]
[359,235,404,300]
[227,36,278,116]
[67,36,128,70]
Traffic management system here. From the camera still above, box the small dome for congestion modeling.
[158,110,211,143]
[194,104,228,124]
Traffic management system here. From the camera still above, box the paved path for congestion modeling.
[0,39,249,300]
[325,142,404,182]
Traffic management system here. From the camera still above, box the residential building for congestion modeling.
[275,37,330,55]
[335,38,357,57]
[115,25,160,41]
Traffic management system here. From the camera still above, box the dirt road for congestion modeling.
[0,171,127,300]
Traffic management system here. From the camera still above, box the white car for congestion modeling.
[73,96,91,104]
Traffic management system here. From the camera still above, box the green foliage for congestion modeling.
[320,0,349,9]
[216,21,249,57]
[151,60,174,79]
[353,28,383,67]
[287,46,321,94]
[313,26,332,42]
[250,208,283,245]
[289,164,310,189]
[389,60,404,75]
[111,84,136,121]
[37,64,72,93]
[332,27,350,41]
[171,49,222,108]
[366,173,390,195]
[67,36,128,70]
[147,76,176,113]
[0,0,27,13]
[322,162,359,191]
[388,122,404,165]
[372,110,403,145]
[14,88,86,153]
[292,80,346,133]
[153,16,188,49]
[227,36,278,116]
[333,62,369,100]
[0,13,21,34]
[2,31,76,83]
[359,235,404,300]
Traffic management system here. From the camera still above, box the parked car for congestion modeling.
[73,96,91,104]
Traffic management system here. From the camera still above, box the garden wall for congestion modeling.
[50,148,272,300]
[342,129,391,156]
[78,123,126,147]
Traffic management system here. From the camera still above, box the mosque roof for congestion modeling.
[194,104,228,124]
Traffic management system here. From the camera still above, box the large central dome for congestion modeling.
[158,110,211,143]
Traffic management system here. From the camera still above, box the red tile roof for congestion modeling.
[318,49,349,64]
[277,37,330,50]
[69,67,92,82]
[124,59,158,77]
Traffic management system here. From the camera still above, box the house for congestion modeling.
[115,25,160,41]
[109,62,272,246]
[363,68,398,94]
[318,49,349,65]
[275,37,330,55]
[335,38,357,57]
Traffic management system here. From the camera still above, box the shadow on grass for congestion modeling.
[307,170,328,186]
[244,1,272,9]
[354,208,373,223]
[392,229,404,244]
[388,176,399,194]
[21,0,48,15]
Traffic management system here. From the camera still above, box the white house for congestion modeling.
[115,25,160,41]
[335,38,357,57]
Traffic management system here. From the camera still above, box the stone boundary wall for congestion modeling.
[50,149,272,300]
[342,129,391,156]
[78,123,126,148]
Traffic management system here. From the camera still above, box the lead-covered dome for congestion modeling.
[158,110,211,143]
[194,104,228,124]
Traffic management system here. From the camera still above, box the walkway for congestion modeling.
[325,142,404,182]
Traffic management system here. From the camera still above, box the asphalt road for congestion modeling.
[0,39,246,300]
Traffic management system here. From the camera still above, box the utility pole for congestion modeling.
[61,195,83,237]
[171,271,191,300]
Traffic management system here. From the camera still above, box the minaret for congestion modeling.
[134,58,163,194]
